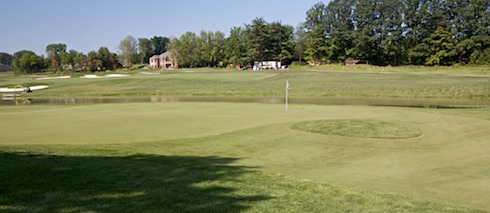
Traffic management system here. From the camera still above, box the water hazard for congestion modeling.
[2,96,489,108]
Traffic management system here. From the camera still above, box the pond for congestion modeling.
[2,96,489,108]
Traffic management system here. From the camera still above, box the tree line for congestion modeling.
[1,0,489,73]
[161,0,490,67]
[302,0,490,66]
[168,18,294,68]
[0,36,170,74]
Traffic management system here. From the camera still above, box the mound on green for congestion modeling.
[291,119,423,139]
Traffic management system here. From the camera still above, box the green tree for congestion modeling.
[269,21,294,64]
[138,36,170,64]
[46,43,67,71]
[408,43,431,65]
[98,47,120,70]
[169,31,226,68]
[168,32,199,68]
[118,35,138,68]
[73,52,87,71]
[86,51,103,71]
[470,47,490,65]
[167,38,181,68]
[348,0,382,63]
[0,52,13,66]
[246,18,269,62]
[138,38,153,64]
[304,2,329,63]
[224,27,249,65]
[60,50,79,71]
[324,0,355,63]
[200,31,225,67]
[245,18,294,64]
[455,39,476,64]
[381,0,405,65]
[469,35,490,65]
[151,36,170,55]
[349,29,378,63]
[293,24,307,63]
[12,50,45,74]
[425,27,457,66]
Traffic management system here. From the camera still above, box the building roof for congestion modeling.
[160,52,171,58]
[150,52,172,60]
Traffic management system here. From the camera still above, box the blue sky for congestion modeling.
[1,0,327,55]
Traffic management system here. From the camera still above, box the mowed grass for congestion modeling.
[2,69,490,100]
[1,102,490,211]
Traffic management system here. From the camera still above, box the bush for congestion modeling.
[470,48,490,65]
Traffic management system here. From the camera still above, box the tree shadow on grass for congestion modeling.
[0,152,270,212]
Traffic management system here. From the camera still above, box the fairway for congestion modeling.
[3,70,490,101]
[1,102,489,211]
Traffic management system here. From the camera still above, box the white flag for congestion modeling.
[286,80,290,90]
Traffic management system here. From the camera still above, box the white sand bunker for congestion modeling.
[36,76,71,80]
[81,74,130,79]
[0,85,49,93]
[141,72,161,75]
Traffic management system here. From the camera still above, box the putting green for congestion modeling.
[291,119,423,139]
[1,102,489,210]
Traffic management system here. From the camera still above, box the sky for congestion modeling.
[0,0,327,56]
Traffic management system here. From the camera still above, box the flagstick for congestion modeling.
[285,80,289,111]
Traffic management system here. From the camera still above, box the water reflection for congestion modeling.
[2,96,489,108]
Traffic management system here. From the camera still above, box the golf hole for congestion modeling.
[291,119,423,139]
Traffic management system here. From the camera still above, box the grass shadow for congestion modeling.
[0,152,270,212]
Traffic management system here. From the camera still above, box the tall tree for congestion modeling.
[224,27,249,65]
[268,21,294,64]
[304,2,329,63]
[246,18,269,62]
[86,51,103,71]
[0,52,13,66]
[325,0,355,63]
[201,31,225,67]
[378,0,405,65]
[12,50,45,74]
[46,43,67,70]
[169,32,199,68]
[245,18,294,64]
[118,35,138,68]
[167,38,181,68]
[98,47,120,70]
[73,52,87,71]
[61,50,79,70]
[138,38,153,64]
[137,36,170,64]
[293,23,307,63]
[151,36,170,55]
[425,26,457,66]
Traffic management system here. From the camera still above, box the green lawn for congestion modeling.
[1,102,489,212]
[1,69,490,211]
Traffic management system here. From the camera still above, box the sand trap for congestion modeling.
[0,88,25,93]
[141,72,161,75]
[36,76,71,80]
[0,85,49,93]
[81,74,130,79]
